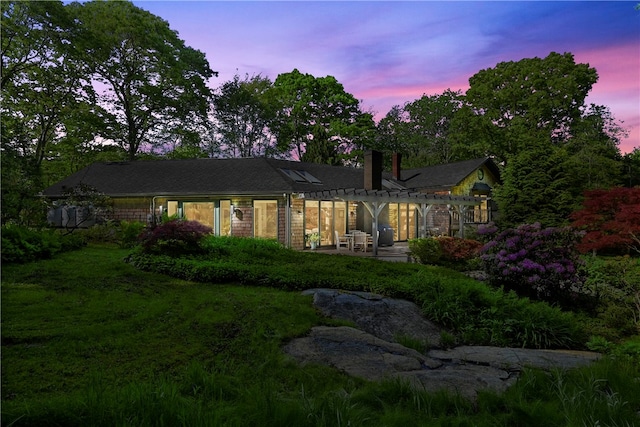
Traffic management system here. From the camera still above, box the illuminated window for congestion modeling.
[254,200,278,239]
[183,202,214,229]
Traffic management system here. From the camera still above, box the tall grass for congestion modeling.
[2,244,639,426]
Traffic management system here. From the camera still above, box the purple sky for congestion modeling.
[135,1,639,154]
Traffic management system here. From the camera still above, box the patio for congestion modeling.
[307,241,412,263]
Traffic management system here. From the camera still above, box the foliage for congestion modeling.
[564,104,626,190]
[3,245,639,426]
[1,0,97,172]
[268,68,375,164]
[69,0,214,161]
[375,90,466,167]
[436,237,483,263]
[0,224,86,263]
[479,223,588,307]
[493,141,578,228]
[408,238,442,265]
[570,187,640,255]
[212,73,276,158]
[464,52,599,164]
[0,152,49,227]
[305,232,320,244]
[582,255,640,339]
[137,219,212,256]
[128,236,585,349]
[409,237,482,270]
[118,221,146,248]
[417,274,584,348]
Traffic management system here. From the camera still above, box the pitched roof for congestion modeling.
[42,157,370,198]
[42,157,499,199]
[399,158,500,191]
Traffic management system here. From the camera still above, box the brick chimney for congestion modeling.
[392,153,402,181]
[364,150,382,190]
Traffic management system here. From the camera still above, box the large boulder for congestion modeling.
[302,288,443,346]
[285,289,601,400]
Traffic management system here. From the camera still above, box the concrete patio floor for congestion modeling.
[305,241,413,263]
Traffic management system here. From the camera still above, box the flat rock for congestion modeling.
[285,289,602,400]
[283,326,516,399]
[429,346,601,371]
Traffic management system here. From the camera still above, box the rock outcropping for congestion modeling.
[283,289,600,399]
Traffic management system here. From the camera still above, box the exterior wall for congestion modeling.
[451,165,498,195]
[426,205,451,236]
[230,198,254,238]
[111,197,153,223]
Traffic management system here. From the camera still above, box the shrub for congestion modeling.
[570,187,640,255]
[408,238,442,265]
[137,219,212,256]
[118,220,146,248]
[437,236,483,263]
[1,224,86,263]
[479,223,588,308]
[583,255,640,338]
[408,237,483,270]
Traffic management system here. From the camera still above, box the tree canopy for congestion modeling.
[268,69,375,165]
[69,0,215,161]
[464,52,599,164]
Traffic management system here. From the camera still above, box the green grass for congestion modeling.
[2,244,639,426]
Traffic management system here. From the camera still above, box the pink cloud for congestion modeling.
[575,43,639,154]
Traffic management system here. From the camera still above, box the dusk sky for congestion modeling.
[134,1,639,154]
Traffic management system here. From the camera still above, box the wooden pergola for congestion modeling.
[301,188,481,255]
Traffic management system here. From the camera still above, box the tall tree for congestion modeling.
[1,1,100,223]
[1,0,93,170]
[564,104,626,190]
[69,0,215,161]
[212,73,276,158]
[464,52,598,164]
[268,69,374,165]
[494,138,576,228]
[402,89,465,166]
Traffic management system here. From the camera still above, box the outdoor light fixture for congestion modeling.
[230,204,242,220]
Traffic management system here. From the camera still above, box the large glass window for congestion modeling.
[387,203,417,241]
[183,202,214,229]
[254,200,278,239]
[399,204,408,240]
[167,201,179,217]
[388,204,398,240]
[334,202,347,237]
[408,204,417,239]
[305,201,319,247]
[304,201,346,247]
[320,201,333,245]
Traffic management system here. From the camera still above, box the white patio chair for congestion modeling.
[335,231,349,250]
[352,231,367,252]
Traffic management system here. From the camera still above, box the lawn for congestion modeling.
[2,244,639,426]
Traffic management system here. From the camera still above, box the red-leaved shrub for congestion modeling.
[137,219,212,256]
[436,237,483,262]
[570,187,640,255]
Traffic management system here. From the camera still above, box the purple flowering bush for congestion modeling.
[137,219,212,256]
[479,223,588,307]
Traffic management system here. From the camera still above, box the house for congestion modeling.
[394,156,501,235]
[43,152,500,251]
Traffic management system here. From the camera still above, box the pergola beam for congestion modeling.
[299,188,481,251]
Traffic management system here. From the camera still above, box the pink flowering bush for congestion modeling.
[479,222,588,308]
[137,219,212,256]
